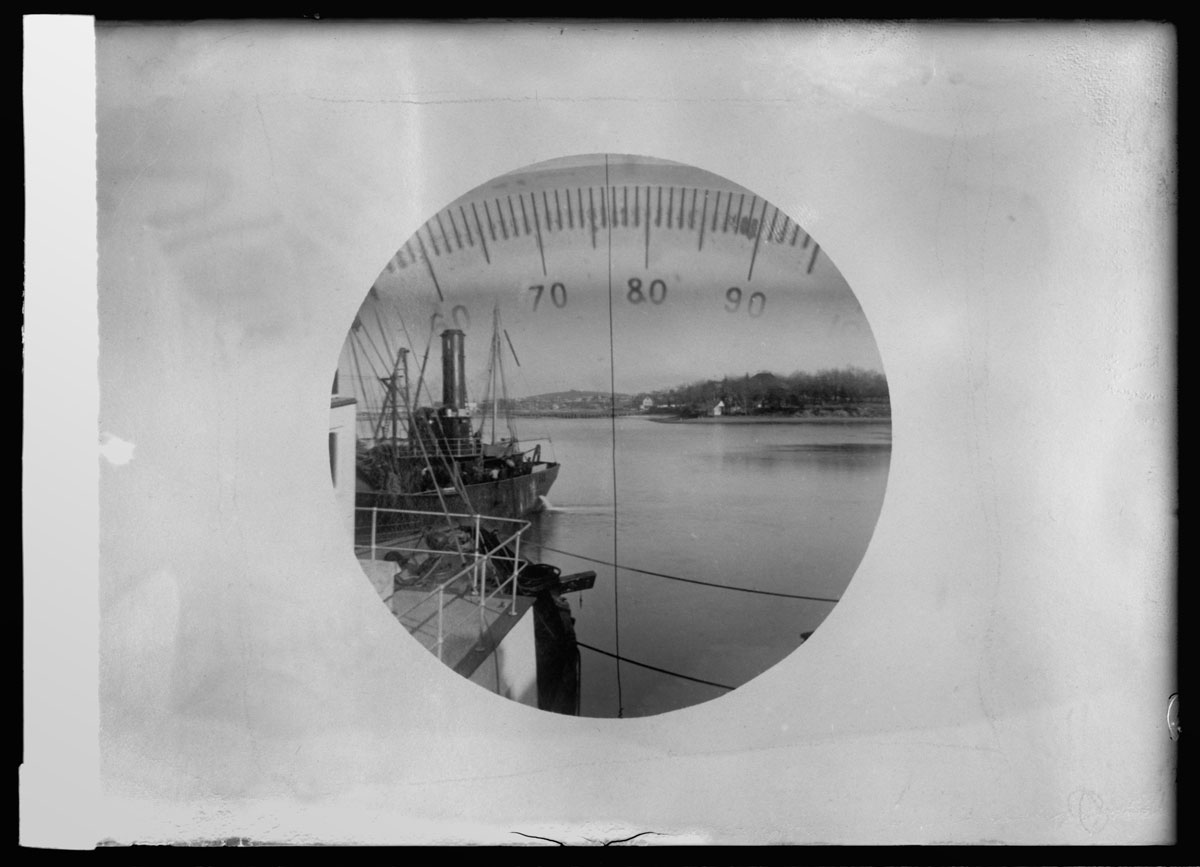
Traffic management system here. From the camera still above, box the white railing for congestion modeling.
[358,436,482,456]
[356,506,529,663]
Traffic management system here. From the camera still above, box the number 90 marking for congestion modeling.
[725,287,765,317]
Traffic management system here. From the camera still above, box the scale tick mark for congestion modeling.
[495,199,509,239]
[459,205,474,247]
[471,202,490,263]
[588,187,597,249]
[531,192,548,276]
[504,196,518,237]
[746,197,769,281]
[644,185,651,268]
[415,233,444,301]
[518,195,530,236]
[732,194,747,235]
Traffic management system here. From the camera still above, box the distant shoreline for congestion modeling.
[646,415,891,425]
[499,412,892,424]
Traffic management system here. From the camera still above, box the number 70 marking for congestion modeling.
[529,282,567,310]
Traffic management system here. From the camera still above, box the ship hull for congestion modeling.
[357,463,559,538]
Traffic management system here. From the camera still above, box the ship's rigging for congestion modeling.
[341,300,560,531]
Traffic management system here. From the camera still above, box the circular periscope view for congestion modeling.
[330,155,890,717]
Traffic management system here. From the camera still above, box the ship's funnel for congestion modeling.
[440,329,467,410]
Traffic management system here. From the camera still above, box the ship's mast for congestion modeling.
[379,347,409,449]
[490,305,501,443]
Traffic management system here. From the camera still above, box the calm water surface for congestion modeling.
[515,416,891,718]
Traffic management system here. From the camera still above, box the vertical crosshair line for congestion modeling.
[604,156,624,718]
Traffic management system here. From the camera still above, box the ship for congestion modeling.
[340,306,587,714]
[352,306,560,539]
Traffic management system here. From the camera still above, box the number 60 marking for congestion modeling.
[725,287,765,317]
[430,304,471,332]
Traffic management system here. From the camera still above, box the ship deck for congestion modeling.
[357,530,534,679]
[358,550,534,679]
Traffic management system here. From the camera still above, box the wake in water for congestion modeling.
[536,496,613,515]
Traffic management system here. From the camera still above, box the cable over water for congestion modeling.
[524,540,841,603]
[575,641,735,691]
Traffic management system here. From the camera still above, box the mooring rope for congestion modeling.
[576,641,735,691]
[523,541,841,604]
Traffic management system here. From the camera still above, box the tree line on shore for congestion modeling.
[638,367,890,416]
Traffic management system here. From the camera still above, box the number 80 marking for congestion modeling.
[628,278,667,305]
[726,287,765,317]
